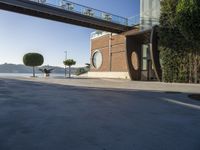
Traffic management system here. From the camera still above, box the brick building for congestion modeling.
[88,0,162,81]
[88,32,130,79]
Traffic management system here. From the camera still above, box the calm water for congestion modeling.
[0,73,68,78]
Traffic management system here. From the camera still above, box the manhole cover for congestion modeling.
[188,94,200,101]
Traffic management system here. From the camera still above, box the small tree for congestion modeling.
[23,53,44,77]
[63,59,76,78]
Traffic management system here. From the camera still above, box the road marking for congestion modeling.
[162,98,200,110]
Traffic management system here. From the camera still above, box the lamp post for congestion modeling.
[64,51,68,77]
[64,51,68,60]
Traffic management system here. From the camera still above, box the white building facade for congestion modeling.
[140,0,161,29]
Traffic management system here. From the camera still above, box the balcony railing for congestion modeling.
[29,0,129,26]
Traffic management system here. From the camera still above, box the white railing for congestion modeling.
[29,0,161,28]
[29,0,128,26]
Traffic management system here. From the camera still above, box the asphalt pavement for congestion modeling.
[0,78,200,150]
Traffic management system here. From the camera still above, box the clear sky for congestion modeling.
[0,0,139,67]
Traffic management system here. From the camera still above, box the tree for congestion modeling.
[176,0,200,47]
[63,59,76,78]
[159,0,181,82]
[176,0,200,83]
[159,0,191,83]
[23,53,44,77]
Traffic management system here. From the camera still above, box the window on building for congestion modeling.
[131,51,139,70]
[92,50,103,69]
[142,44,149,70]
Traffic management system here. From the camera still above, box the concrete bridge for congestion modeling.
[0,0,136,33]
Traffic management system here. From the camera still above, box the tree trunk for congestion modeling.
[69,66,71,78]
[197,51,200,83]
[194,50,198,84]
[189,52,192,83]
[33,66,35,77]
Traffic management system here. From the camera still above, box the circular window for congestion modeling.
[131,51,139,70]
[92,50,103,69]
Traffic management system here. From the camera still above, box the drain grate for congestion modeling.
[188,94,200,101]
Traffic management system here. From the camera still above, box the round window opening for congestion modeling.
[92,50,103,69]
[131,51,139,70]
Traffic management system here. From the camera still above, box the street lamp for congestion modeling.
[64,51,68,77]
[64,51,68,60]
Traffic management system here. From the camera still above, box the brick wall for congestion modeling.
[90,33,128,72]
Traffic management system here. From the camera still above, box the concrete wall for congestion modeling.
[140,0,160,29]
[88,72,130,79]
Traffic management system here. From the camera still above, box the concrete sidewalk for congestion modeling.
[2,76,200,93]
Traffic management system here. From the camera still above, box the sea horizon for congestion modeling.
[0,73,70,78]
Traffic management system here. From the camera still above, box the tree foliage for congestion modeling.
[63,59,76,78]
[176,0,200,48]
[63,59,76,67]
[159,0,186,82]
[159,0,200,83]
[176,0,200,83]
[23,53,44,77]
[23,53,44,67]
[159,0,189,49]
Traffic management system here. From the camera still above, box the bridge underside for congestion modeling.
[0,0,132,33]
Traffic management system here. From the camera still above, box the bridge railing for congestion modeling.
[128,15,160,29]
[128,15,140,26]
[29,0,128,26]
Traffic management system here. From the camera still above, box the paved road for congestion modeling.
[0,78,200,150]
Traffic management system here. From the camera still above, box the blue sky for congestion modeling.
[0,0,139,67]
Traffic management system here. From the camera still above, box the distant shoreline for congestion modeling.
[0,63,77,74]
[0,73,70,78]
